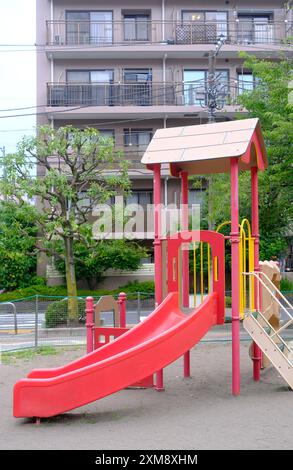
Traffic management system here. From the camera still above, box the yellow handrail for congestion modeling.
[216,219,255,319]
[193,241,197,307]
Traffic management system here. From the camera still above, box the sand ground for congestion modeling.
[1,341,293,450]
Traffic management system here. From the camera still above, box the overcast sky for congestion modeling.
[0,0,36,154]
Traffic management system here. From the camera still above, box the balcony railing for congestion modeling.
[48,82,180,107]
[47,81,251,108]
[46,20,292,47]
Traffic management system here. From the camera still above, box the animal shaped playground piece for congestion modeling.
[13,119,293,421]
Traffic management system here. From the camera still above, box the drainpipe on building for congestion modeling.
[161,0,165,42]
[50,0,54,44]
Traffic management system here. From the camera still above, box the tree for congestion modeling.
[1,126,145,322]
[195,54,293,261]
[54,239,146,290]
[0,201,38,290]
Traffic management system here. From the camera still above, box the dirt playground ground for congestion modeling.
[1,341,293,450]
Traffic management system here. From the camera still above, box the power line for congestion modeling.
[0,77,263,120]
[0,38,291,53]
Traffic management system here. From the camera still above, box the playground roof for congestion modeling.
[141,118,268,176]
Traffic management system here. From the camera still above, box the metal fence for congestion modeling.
[46,20,292,47]
[0,291,292,352]
[0,293,155,352]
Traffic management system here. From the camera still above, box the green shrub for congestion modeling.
[225,296,232,308]
[45,298,86,328]
[116,280,155,294]
[0,280,155,302]
[280,278,293,292]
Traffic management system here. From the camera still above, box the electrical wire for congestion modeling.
[0,36,291,52]
[0,77,261,121]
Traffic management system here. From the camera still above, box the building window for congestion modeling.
[123,69,152,83]
[124,129,153,149]
[237,14,273,44]
[183,69,229,105]
[188,189,205,207]
[98,129,115,139]
[181,11,228,40]
[237,73,256,95]
[66,70,114,106]
[66,11,113,45]
[123,69,152,105]
[123,14,150,41]
[126,190,153,206]
[67,70,114,83]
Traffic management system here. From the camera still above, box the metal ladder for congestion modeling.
[242,271,293,389]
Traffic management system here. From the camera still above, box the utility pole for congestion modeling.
[207,34,226,123]
[0,146,7,200]
[205,35,226,228]
[0,145,6,178]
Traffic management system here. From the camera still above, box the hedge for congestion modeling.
[0,280,155,303]
[45,298,86,328]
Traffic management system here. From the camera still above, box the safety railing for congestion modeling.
[167,230,225,323]
[243,271,293,335]
[243,271,293,364]
[0,302,17,335]
[47,82,178,107]
[47,80,248,108]
[0,293,155,352]
[216,219,255,319]
[46,20,292,47]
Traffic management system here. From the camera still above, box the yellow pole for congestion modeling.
[207,243,211,293]
[200,241,204,303]
[239,226,243,319]
[193,241,197,307]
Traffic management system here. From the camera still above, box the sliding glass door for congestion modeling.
[238,15,272,44]
[90,12,113,44]
[66,11,113,45]
[67,70,114,105]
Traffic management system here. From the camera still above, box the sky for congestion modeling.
[0,0,36,155]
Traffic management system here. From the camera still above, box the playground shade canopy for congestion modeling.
[141,118,268,175]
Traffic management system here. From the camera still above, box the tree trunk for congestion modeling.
[64,236,79,325]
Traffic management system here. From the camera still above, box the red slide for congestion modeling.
[13,291,219,418]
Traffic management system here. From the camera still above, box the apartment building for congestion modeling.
[36,1,293,286]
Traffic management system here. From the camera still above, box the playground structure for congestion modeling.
[13,118,293,420]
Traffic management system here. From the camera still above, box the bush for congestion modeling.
[45,298,86,328]
[116,280,154,294]
[0,280,155,302]
[225,296,232,308]
[280,278,293,292]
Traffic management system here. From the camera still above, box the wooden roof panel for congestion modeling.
[141,118,267,175]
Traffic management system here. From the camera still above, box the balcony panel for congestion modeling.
[46,81,247,120]
[46,19,292,52]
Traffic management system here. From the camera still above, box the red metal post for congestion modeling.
[86,296,94,354]
[118,292,127,328]
[180,171,191,378]
[230,158,241,396]
[153,164,164,391]
[251,166,262,381]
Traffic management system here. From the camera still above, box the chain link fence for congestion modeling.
[0,293,155,352]
[0,291,292,352]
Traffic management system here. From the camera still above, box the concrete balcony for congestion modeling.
[45,19,293,59]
